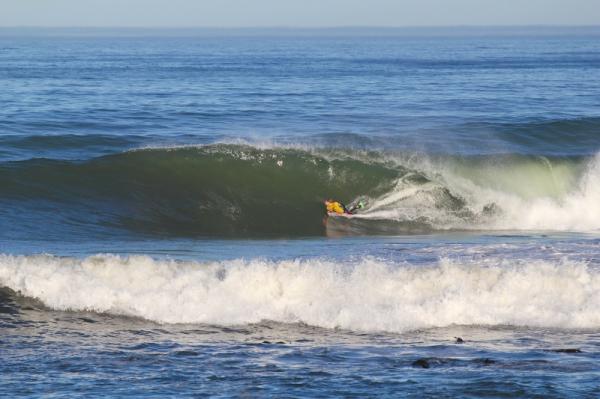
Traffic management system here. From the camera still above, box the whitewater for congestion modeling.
[362,151,600,232]
[2,253,599,331]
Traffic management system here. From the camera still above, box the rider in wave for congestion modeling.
[324,199,364,215]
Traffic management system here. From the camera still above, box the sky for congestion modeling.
[1,0,599,28]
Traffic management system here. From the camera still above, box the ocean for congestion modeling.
[1,28,600,397]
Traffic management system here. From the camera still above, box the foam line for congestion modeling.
[1,254,599,332]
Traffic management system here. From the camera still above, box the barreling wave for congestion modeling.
[1,253,599,332]
[0,143,599,237]
[0,144,400,236]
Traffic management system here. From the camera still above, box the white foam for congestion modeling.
[1,253,599,332]
[494,153,600,231]
[360,153,600,232]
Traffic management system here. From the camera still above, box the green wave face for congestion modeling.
[1,144,597,237]
[0,145,401,236]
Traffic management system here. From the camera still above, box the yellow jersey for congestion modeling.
[326,201,345,214]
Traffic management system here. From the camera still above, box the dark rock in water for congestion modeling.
[412,356,494,369]
[474,358,496,365]
[548,348,582,353]
[412,359,430,369]
[455,337,465,344]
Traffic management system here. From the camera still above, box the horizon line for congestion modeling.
[3,25,599,38]
[2,24,600,29]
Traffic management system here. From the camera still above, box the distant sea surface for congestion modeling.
[1,28,600,397]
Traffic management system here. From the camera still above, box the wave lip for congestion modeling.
[1,254,599,333]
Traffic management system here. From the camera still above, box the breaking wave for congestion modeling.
[0,144,599,237]
[1,254,599,332]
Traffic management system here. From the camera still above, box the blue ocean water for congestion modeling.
[1,28,600,397]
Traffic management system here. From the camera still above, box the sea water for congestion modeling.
[1,28,600,397]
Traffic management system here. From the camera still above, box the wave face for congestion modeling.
[1,254,599,332]
[1,144,599,237]
[0,144,401,236]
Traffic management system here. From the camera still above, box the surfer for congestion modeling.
[325,199,347,215]
[324,199,364,215]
